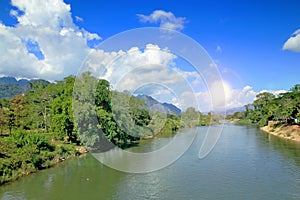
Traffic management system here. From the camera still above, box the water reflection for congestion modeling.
[0,155,126,200]
[92,128,197,173]
[1,125,300,200]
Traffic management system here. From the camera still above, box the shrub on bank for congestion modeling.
[0,131,79,185]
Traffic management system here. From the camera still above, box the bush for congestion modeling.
[0,131,77,185]
[9,131,54,151]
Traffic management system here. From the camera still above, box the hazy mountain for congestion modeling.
[212,106,245,115]
[18,79,31,86]
[162,102,181,115]
[136,94,181,115]
[0,76,50,99]
[226,106,245,114]
[0,77,19,85]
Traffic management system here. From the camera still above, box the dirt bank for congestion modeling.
[261,124,300,142]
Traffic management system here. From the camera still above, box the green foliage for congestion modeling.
[0,107,8,134]
[159,117,180,135]
[181,107,200,128]
[51,76,75,140]
[235,119,252,125]
[0,76,79,185]
[95,79,111,111]
[0,72,217,184]
[228,84,300,127]
[73,72,100,148]
[9,131,54,151]
[0,131,77,184]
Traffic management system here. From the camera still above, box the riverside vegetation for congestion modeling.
[227,84,300,138]
[0,72,213,185]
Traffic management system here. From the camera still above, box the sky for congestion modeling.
[0,0,299,112]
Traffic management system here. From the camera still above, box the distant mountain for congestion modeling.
[0,84,24,99]
[0,76,50,99]
[0,77,19,85]
[212,106,245,115]
[226,106,245,114]
[18,79,31,86]
[136,94,181,115]
[162,102,181,115]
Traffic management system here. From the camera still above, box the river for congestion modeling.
[1,124,300,199]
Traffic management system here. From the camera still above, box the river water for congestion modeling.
[1,124,300,200]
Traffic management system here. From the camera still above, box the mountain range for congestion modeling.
[0,76,49,99]
[136,94,181,115]
[0,77,182,116]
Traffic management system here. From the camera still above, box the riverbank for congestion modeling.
[0,132,88,186]
[261,124,300,142]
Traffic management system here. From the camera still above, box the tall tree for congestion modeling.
[73,72,100,147]
[51,76,75,140]
[0,107,8,134]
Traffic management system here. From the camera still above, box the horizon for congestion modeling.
[0,0,299,112]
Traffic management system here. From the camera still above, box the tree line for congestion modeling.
[0,72,216,145]
[0,72,215,184]
[227,84,300,127]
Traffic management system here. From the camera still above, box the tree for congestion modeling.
[0,107,8,134]
[7,110,15,135]
[95,79,111,111]
[291,84,300,92]
[51,76,75,140]
[73,72,100,148]
[181,107,200,128]
[277,87,300,123]
[251,92,276,126]
[10,95,27,129]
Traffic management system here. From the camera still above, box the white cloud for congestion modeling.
[282,29,300,52]
[0,0,101,80]
[191,81,288,112]
[216,45,222,53]
[137,10,187,32]
[85,46,290,112]
[81,44,201,110]
[75,16,83,22]
[89,44,184,88]
[259,89,286,97]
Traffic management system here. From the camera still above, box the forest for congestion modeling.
[0,72,212,184]
[227,84,300,127]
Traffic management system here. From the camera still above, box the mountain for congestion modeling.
[226,106,245,114]
[136,94,181,115]
[0,77,19,85]
[18,79,31,86]
[211,106,245,115]
[0,76,50,99]
[162,102,181,115]
[0,76,32,85]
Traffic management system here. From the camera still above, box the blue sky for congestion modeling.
[65,0,300,91]
[0,0,299,111]
[68,0,300,90]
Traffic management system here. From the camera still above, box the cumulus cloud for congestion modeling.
[0,0,101,80]
[259,89,286,97]
[83,43,287,112]
[137,10,187,32]
[282,29,300,52]
[192,81,288,112]
[80,44,201,110]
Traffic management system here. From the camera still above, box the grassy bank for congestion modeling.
[261,124,300,142]
[232,119,253,125]
[0,131,86,185]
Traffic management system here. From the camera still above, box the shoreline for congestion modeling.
[260,124,300,143]
[0,145,88,186]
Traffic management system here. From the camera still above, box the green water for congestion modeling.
[1,124,300,199]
